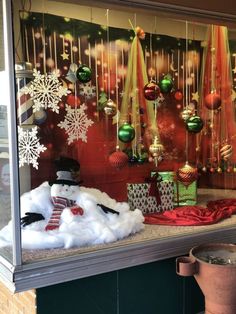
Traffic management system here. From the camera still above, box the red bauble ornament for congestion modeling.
[176,162,198,187]
[67,94,81,107]
[204,92,221,110]
[143,81,160,101]
[108,151,128,169]
[174,90,183,101]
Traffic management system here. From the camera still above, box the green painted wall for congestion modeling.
[36,258,204,314]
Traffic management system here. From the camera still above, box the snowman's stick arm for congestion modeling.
[21,212,45,227]
[97,204,119,215]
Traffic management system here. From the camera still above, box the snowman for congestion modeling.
[0,157,144,249]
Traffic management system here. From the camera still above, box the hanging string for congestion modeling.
[78,36,81,64]
[24,27,30,62]
[32,28,36,67]
[94,41,99,121]
[210,25,215,165]
[150,33,153,81]
[53,31,58,70]
[115,43,119,148]
[182,51,185,108]
[41,0,46,74]
[185,21,188,109]
[177,49,180,89]
[106,9,111,100]
[185,21,189,163]
[101,38,105,91]
[49,35,53,71]
[154,16,158,83]
[167,53,170,73]
[134,13,137,29]
[121,43,125,91]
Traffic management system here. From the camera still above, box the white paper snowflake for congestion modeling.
[58,103,94,144]
[18,126,47,169]
[23,69,69,114]
[79,83,96,99]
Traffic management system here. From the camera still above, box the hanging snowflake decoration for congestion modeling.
[23,69,70,113]
[18,126,47,169]
[58,103,94,144]
[79,83,96,99]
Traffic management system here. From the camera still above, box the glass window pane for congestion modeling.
[0,0,13,263]
[6,0,236,266]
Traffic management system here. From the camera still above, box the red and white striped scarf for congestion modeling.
[45,196,75,231]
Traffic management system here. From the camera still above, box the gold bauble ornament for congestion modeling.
[176,162,198,187]
[104,99,117,116]
[181,108,193,121]
[149,135,164,166]
[217,167,222,173]
[220,144,233,161]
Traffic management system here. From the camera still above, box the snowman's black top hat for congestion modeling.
[49,156,80,186]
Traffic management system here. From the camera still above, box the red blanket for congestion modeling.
[144,199,236,226]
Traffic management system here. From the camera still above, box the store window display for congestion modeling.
[0,0,236,292]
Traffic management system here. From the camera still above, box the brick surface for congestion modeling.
[0,280,36,314]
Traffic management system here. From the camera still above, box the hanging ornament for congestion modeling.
[158,75,173,94]
[104,99,117,116]
[79,83,96,99]
[174,90,183,101]
[34,109,47,125]
[204,91,221,110]
[18,126,47,169]
[118,123,135,143]
[108,148,128,169]
[66,63,78,83]
[67,94,81,107]
[22,69,70,113]
[181,108,193,122]
[220,144,233,161]
[58,103,94,144]
[135,26,145,40]
[76,64,92,83]
[129,155,138,164]
[176,162,198,187]
[217,167,222,173]
[186,115,204,133]
[15,62,35,125]
[143,81,160,101]
[149,135,164,166]
[137,150,148,164]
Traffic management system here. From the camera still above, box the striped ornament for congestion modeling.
[16,77,34,125]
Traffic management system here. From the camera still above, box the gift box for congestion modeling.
[175,180,197,206]
[151,171,197,206]
[127,179,174,214]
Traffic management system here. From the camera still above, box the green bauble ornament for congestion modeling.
[158,75,173,94]
[76,64,92,83]
[118,123,135,143]
[186,115,204,133]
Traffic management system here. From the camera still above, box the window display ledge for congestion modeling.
[1,219,236,293]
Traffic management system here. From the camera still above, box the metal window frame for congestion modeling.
[0,0,236,293]
[2,0,22,266]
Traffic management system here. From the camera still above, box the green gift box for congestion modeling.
[151,171,197,206]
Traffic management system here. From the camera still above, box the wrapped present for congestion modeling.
[175,180,197,206]
[127,177,174,214]
[151,171,197,206]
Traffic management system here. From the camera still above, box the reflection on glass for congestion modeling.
[0,0,234,264]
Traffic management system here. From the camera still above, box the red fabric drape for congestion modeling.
[144,199,236,226]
